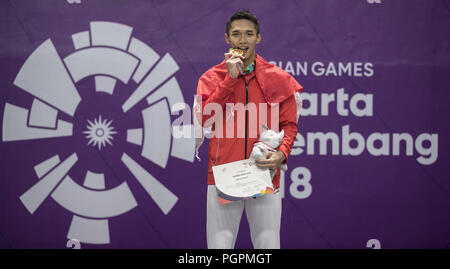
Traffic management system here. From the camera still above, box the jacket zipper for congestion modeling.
[245,82,249,159]
[244,76,255,159]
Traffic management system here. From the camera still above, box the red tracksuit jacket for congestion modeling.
[196,54,303,189]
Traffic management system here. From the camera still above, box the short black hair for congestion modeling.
[226,9,260,36]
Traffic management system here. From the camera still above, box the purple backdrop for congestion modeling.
[0,0,449,249]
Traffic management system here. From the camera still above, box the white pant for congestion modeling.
[206,185,282,249]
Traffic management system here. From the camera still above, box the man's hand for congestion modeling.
[224,52,244,79]
[255,151,286,172]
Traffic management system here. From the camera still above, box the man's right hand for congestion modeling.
[224,52,244,79]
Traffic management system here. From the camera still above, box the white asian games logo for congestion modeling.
[2,21,195,245]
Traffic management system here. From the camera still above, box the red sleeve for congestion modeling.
[278,94,298,162]
[196,73,239,127]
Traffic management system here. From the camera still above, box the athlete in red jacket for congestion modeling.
[196,10,303,249]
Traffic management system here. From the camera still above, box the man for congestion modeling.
[195,9,303,249]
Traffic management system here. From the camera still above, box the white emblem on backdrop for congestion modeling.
[366,239,381,249]
[2,21,195,245]
[83,115,117,150]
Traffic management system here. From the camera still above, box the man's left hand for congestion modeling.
[255,151,286,171]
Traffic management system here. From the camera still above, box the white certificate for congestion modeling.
[212,159,274,204]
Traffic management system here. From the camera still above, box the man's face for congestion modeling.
[225,19,261,64]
